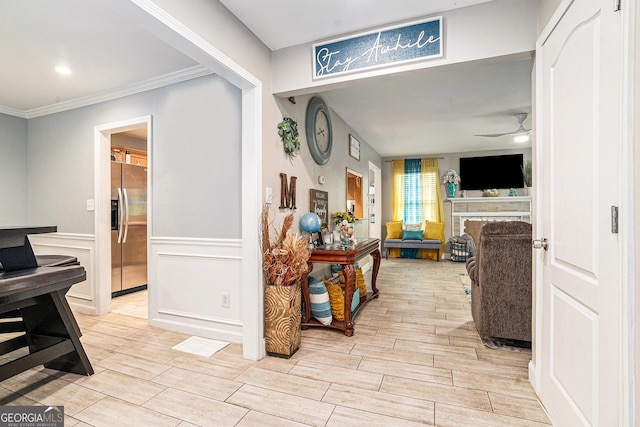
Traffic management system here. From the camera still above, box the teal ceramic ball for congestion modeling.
[300,213,322,233]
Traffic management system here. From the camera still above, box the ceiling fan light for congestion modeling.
[513,134,529,143]
[55,65,72,76]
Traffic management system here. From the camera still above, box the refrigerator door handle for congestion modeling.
[117,187,124,243]
[123,188,130,243]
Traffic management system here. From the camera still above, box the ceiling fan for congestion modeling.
[475,113,531,138]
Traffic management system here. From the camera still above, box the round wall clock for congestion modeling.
[305,97,333,165]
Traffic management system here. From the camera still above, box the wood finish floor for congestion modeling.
[0,258,551,426]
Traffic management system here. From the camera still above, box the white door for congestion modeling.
[536,0,623,425]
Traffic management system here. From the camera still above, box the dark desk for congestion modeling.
[0,226,93,380]
[0,266,94,381]
[301,238,381,336]
[0,226,57,271]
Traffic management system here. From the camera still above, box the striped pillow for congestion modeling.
[308,277,332,326]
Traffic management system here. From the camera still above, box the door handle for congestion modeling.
[117,187,124,243]
[532,238,549,250]
[122,188,130,243]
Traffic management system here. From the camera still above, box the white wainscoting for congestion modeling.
[149,237,244,343]
[29,233,98,314]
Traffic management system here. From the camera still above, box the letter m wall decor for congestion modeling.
[313,16,443,79]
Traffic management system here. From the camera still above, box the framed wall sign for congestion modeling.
[313,16,443,79]
[309,189,329,226]
[349,134,360,161]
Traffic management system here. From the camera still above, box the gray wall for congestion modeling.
[26,74,242,238]
[272,94,383,232]
[0,114,28,224]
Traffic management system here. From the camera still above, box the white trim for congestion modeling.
[151,236,242,247]
[95,0,264,360]
[368,161,382,241]
[149,317,243,343]
[157,308,243,327]
[95,115,153,316]
[620,0,637,424]
[22,66,212,119]
[29,233,98,309]
[0,105,27,118]
[241,84,264,360]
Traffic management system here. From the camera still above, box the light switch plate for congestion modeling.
[265,187,273,204]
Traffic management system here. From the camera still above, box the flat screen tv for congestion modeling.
[459,154,524,190]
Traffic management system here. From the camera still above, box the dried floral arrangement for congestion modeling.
[261,206,310,286]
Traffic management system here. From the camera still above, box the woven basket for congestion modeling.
[451,242,470,262]
[265,281,301,358]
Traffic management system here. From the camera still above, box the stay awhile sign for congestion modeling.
[313,16,443,79]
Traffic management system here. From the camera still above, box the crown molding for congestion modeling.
[0,105,28,119]
[0,65,213,120]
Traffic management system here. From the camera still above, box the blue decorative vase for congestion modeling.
[447,182,457,198]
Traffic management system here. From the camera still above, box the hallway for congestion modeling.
[0,258,550,426]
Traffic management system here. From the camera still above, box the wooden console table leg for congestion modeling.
[370,248,381,298]
[342,263,356,337]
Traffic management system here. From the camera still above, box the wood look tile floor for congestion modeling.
[0,258,551,426]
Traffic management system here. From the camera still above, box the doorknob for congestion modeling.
[532,238,549,250]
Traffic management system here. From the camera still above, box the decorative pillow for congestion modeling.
[356,267,367,298]
[402,230,424,241]
[385,221,403,239]
[351,289,360,313]
[308,277,332,326]
[423,221,445,241]
[404,223,422,231]
[324,280,345,321]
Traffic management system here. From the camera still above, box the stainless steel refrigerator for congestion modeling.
[111,161,147,296]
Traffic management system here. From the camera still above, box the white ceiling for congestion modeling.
[0,0,200,115]
[218,0,493,51]
[1,0,532,156]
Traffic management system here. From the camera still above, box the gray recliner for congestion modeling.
[465,221,532,342]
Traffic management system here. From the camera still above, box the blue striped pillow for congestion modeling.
[308,277,332,326]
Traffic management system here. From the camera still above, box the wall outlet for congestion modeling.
[86,199,95,211]
[221,292,230,308]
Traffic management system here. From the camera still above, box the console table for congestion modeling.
[301,238,381,336]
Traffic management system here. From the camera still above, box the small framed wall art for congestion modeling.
[349,134,360,161]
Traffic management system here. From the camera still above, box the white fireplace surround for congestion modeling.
[447,196,532,237]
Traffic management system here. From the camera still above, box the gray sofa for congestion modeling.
[465,221,532,342]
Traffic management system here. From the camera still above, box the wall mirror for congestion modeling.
[346,168,363,219]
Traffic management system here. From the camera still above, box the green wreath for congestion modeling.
[277,117,300,156]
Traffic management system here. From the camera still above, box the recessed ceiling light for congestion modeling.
[55,65,72,76]
[513,134,529,143]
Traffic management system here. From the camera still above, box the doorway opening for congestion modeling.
[346,168,363,219]
[95,115,151,318]
[110,126,148,303]
[368,162,382,240]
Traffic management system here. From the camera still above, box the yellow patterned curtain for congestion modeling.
[421,158,444,222]
[388,160,405,258]
[420,158,445,260]
[391,160,405,221]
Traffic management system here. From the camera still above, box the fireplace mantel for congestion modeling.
[446,196,532,237]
